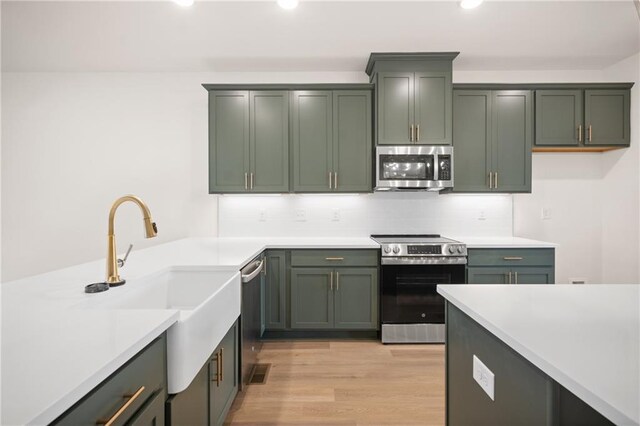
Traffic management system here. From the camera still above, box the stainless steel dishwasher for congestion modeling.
[240,254,264,389]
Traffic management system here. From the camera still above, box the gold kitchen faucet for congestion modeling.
[106,195,157,286]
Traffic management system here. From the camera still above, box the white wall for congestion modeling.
[600,53,640,283]
[0,71,365,282]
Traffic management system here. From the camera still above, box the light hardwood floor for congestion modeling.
[226,340,445,425]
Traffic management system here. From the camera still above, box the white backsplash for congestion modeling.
[218,192,513,237]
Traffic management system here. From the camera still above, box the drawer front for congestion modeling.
[54,335,166,426]
[467,248,554,267]
[290,249,378,267]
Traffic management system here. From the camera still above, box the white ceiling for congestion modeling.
[2,1,639,72]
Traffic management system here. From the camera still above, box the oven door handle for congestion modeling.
[381,257,467,265]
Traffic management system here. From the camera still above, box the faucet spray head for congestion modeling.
[144,218,158,238]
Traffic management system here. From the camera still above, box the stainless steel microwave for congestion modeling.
[375,146,454,191]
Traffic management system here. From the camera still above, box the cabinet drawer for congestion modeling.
[467,248,554,267]
[53,335,166,426]
[290,250,378,267]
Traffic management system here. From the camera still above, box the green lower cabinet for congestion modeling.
[290,266,378,330]
[468,266,554,284]
[467,267,510,285]
[264,250,287,330]
[210,323,238,426]
[166,321,238,426]
[129,389,165,425]
[290,267,334,329]
[334,268,378,329]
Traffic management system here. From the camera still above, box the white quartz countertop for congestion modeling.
[1,237,378,425]
[452,236,557,248]
[437,284,640,426]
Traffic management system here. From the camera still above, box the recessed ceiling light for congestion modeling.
[277,0,299,10]
[460,0,483,9]
[173,0,194,7]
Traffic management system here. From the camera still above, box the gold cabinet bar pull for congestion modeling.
[508,271,513,284]
[244,173,248,190]
[495,172,498,189]
[410,125,414,142]
[514,272,518,284]
[328,171,333,189]
[211,353,220,386]
[330,271,333,291]
[250,173,254,190]
[503,256,524,261]
[588,125,592,142]
[325,257,344,261]
[578,125,583,142]
[97,386,145,426]
[334,172,338,189]
[336,272,340,291]
[416,124,420,142]
[219,348,224,382]
[488,172,493,189]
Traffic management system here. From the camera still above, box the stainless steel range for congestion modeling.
[371,234,467,343]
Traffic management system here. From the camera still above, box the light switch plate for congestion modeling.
[331,208,341,222]
[473,355,495,401]
[294,209,307,222]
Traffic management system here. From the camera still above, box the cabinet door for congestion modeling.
[585,89,630,146]
[210,324,238,426]
[452,90,492,192]
[333,90,372,192]
[535,90,583,146]
[415,71,452,145]
[467,267,510,284]
[334,268,378,330]
[492,90,532,193]
[129,390,165,426]
[512,267,555,284]
[292,91,333,192]
[290,268,334,329]
[249,91,290,192]
[166,363,208,426]
[264,250,286,330]
[377,72,414,144]
[209,91,250,193]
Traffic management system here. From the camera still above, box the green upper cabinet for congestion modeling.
[250,91,290,192]
[534,87,630,148]
[332,90,372,192]
[492,90,532,192]
[209,91,250,192]
[292,90,372,192]
[452,89,532,193]
[366,53,457,146]
[585,89,630,146]
[377,72,414,144]
[535,90,583,146]
[292,91,334,192]
[209,90,288,193]
[452,90,492,192]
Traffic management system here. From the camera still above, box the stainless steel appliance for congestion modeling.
[371,234,467,343]
[240,255,264,389]
[375,145,454,191]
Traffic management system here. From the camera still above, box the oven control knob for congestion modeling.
[383,246,391,254]
[448,246,456,254]
[393,246,400,254]
[457,246,464,254]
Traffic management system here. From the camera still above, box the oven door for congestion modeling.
[381,263,465,325]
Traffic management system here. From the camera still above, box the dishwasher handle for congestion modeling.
[241,259,265,283]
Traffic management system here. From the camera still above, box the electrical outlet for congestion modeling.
[478,210,487,221]
[473,355,495,401]
[331,208,341,222]
[258,209,267,222]
[542,208,552,220]
[294,209,307,222]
